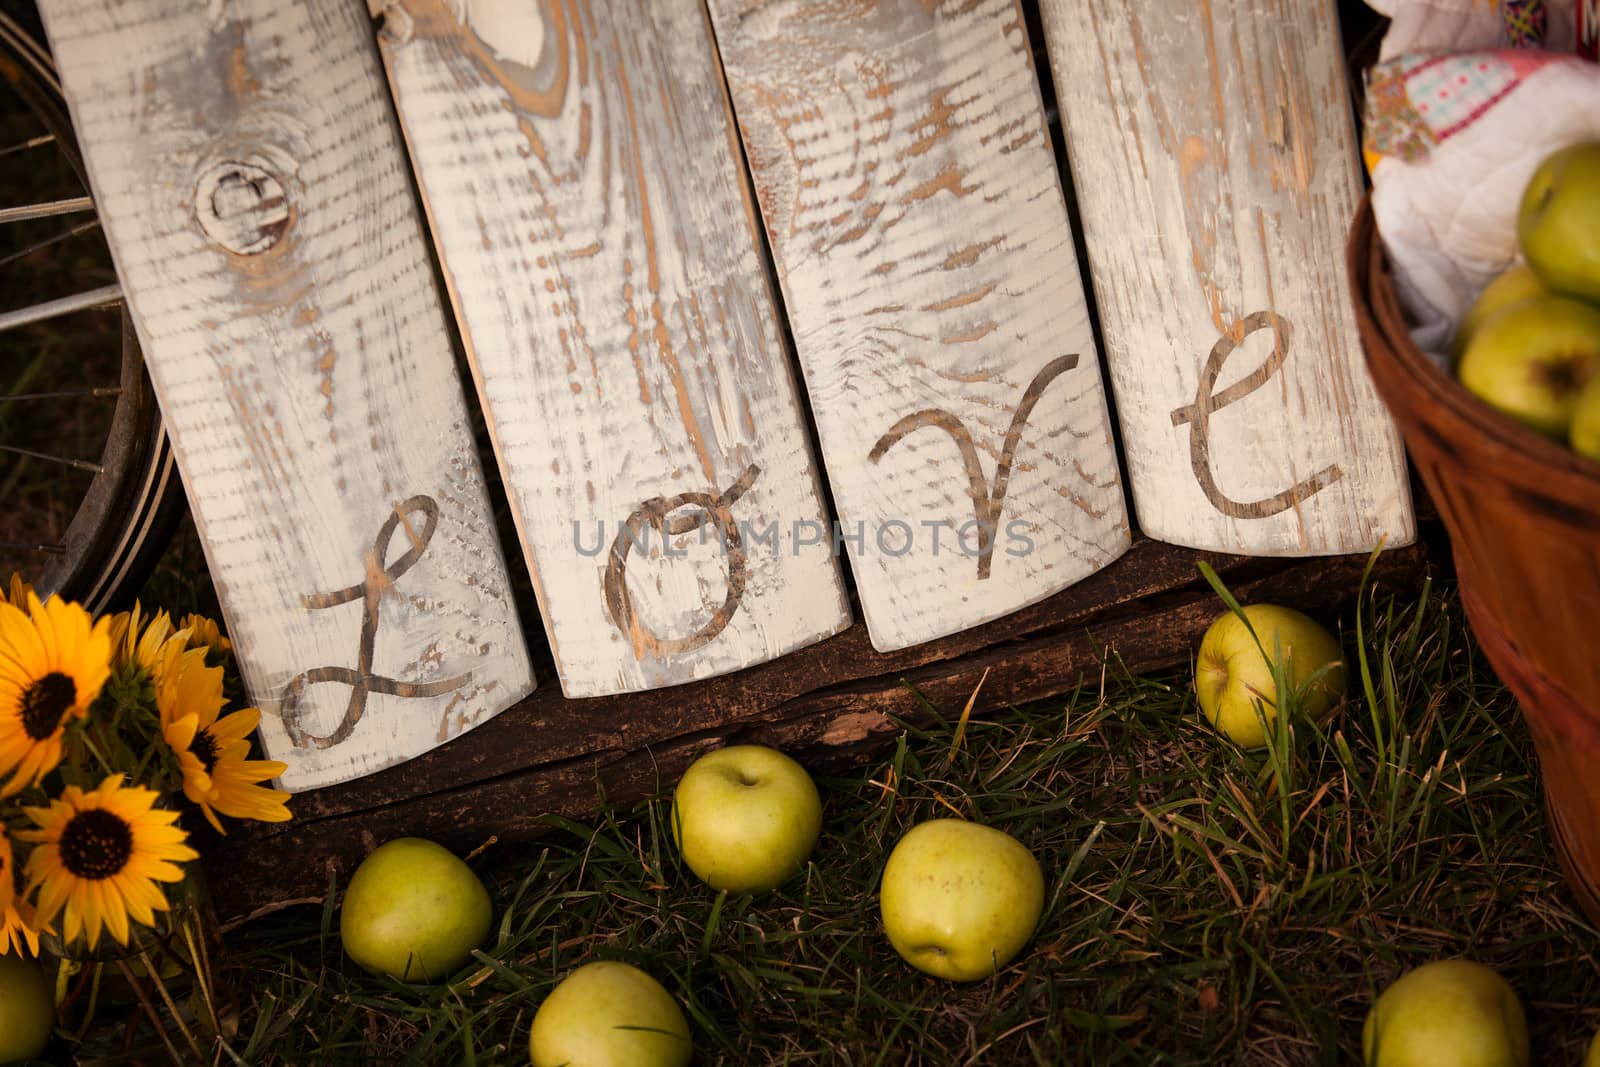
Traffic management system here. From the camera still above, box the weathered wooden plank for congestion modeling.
[203,535,1431,920]
[38,0,534,789]
[703,0,1130,652]
[1037,0,1415,556]
[374,0,851,695]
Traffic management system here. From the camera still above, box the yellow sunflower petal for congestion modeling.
[0,601,43,674]
[164,713,200,755]
[1,896,43,957]
[3,574,33,610]
[179,762,215,806]
[114,878,157,930]
[24,593,59,667]
[213,706,263,740]
[99,881,131,946]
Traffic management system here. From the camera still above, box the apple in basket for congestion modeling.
[1194,604,1346,749]
[1570,372,1600,461]
[878,818,1044,981]
[672,745,823,894]
[1517,141,1600,305]
[340,837,493,982]
[1455,295,1600,439]
[1450,264,1548,362]
[1363,959,1529,1067]
[1587,1028,1600,1067]
[529,961,692,1067]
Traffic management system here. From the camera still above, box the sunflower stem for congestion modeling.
[134,946,206,1062]
[114,956,191,1065]
[76,730,116,779]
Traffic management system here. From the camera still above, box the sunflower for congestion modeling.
[107,601,183,681]
[0,592,112,796]
[21,775,197,950]
[158,645,289,833]
[179,613,231,659]
[0,831,44,957]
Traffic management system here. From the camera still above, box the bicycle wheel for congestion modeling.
[0,7,183,613]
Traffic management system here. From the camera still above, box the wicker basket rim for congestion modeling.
[1349,195,1600,490]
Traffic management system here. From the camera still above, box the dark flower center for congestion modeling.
[20,672,75,741]
[192,729,220,775]
[59,808,133,880]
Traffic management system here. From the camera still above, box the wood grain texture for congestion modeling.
[38,0,534,790]
[202,534,1433,920]
[376,0,851,696]
[704,0,1130,653]
[1037,0,1415,556]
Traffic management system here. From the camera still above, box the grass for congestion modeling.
[188,568,1599,1066]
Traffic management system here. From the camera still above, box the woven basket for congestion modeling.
[1346,195,1600,922]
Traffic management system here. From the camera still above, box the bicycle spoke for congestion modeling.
[0,13,59,90]
[0,443,103,473]
[0,283,122,334]
[0,217,102,268]
[0,133,56,159]
[0,196,94,225]
[0,541,65,555]
[0,387,121,402]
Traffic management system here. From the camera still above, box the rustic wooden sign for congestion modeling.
[38,0,535,789]
[703,0,1130,652]
[375,0,851,695]
[1037,0,1415,556]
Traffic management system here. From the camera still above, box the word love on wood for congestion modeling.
[706,0,1131,652]
[377,0,850,696]
[1039,0,1414,556]
[39,0,534,790]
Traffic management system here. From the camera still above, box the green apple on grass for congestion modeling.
[1457,296,1600,438]
[340,837,493,982]
[878,818,1044,982]
[1362,959,1529,1067]
[672,744,822,893]
[1194,604,1346,749]
[0,952,53,1063]
[1517,140,1600,305]
[529,960,691,1067]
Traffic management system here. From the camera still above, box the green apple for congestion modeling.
[1195,604,1346,749]
[529,961,691,1067]
[340,837,493,982]
[1451,264,1547,362]
[1457,295,1600,438]
[0,952,53,1062]
[671,745,822,893]
[1517,141,1600,304]
[1586,1028,1600,1067]
[1571,372,1600,460]
[1362,959,1529,1067]
[878,819,1044,982]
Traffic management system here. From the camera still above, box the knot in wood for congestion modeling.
[195,161,290,255]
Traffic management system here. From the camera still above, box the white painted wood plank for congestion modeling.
[375,0,851,695]
[1038,0,1415,555]
[38,0,535,790]
[704,0,1131,652]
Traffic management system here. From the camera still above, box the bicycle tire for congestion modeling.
[0,13,184,614]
